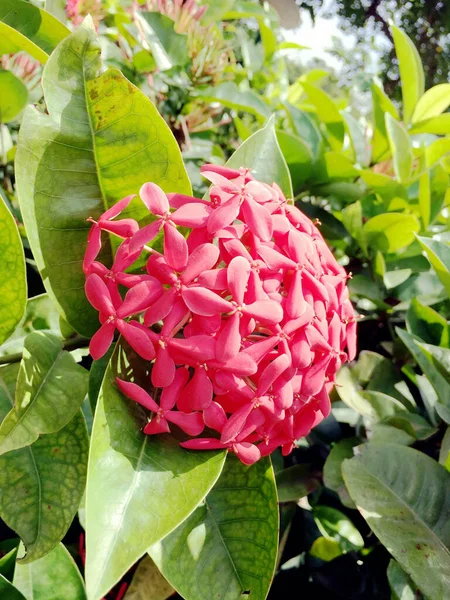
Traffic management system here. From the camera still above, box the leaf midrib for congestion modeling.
[347,459,450,558]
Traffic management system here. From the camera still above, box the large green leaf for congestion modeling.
[385,114,413,183]
[391,26,424,124]
[343,444,450,600]
[226,116,293,198]
[0,0,69,63]
[0,197,26,346]
[406,297,449,347]
[0,70,28,123]
[417,236,450,297]
[136,12,188,71]
[15,19,191,337]
[285,103,323,160]
[276,130,312,191]
[149,455,278,600]
[85,343,226,600]
[371,82,399,162]
[410,114,450,135]
[0,332,88,455]
[301,81,345,151]
[0,574,26,599]
[0,366,88,562]
[323,438,360,508]
[412,84,450,123]
[197,81,271,120]
[362,213,420,253]
[13,543,87,599]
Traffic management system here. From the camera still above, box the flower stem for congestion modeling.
[0,335,91,366]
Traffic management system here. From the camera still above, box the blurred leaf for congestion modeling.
[417,236,450,297]
[323,438,360,509]
[44,0,66,22]
[276,464,320,502]
[439,427,450,470]
[385,114,413,183]
[416,375,439,425]
[227,116,293,197]
[406,298,449,346]
[384,269,412,290]
[277,130,312,190]
[413,83,450,123]
[309,537,342,562]
[387,560,418,600]
[16,20,190,337]
[197,81,271,119]
[0,332,88,455]
[85,343,226,600]
[149,455,278,600]
[301,81,345,151]
[0,70,28,123]
[341,201,362,241]
[383,413,437,441]
[363,213,420,253]
[324,152,359,179]
[259,19,277,61]
[13,543,86,599]
[418,170,430,229]
[0,0,69,63]
[426,138,450,168]
[0,197,26,346]
[391,25,424,124]
[124,556,173,600]
[137,12,188,71]
[313,506,364,552]
[410,114,450,135]
[344,112,370,166]
[371,82,399,162]
[343,444,450,600]
[285,103,323,160]
[436,403,450,425]
[368,424,415,446]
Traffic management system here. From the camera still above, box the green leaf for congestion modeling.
[88,347,113,414]
[371,82,399,162]
[309,537,342,562]
[0,574,26,600]
[363,213,420,253]
[412,84,450,123]
[383,413,437,441]
[124,556,174,600]
[15,20,191,337]
[406,297,449,347]
[387,560,418,600]
[226,116,293,198]
[410,114,450,135]
[136,12,188,71]
[323,438,360,508]
[0,332,88,455]
[197,81,271,119]
[0,362,88,563]
[149,455,278,600]
[85,343,226,600]
[0,0,69,64]
[301,81,345,151]
[0,294,61,357]
[276,130,312,190]
[397,328,450,408]
[417,236,450,297]
[426,138,450,168]
[439,427,450,470]
[276,464,320,502]
[312,506,364,552]
[385,114,413,183]
[0,70,28,123]
[0,197,26,346]
[341,201,363,241]
[324,152,359,179]
[0,546,17,581]
[391,26,424,124]
[44,0,67,22]
[343,444,450,600]
[285,103,323,160]
[368,424,415,446]
[13,543,86,599]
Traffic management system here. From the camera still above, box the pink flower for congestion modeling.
[83,163,357,464]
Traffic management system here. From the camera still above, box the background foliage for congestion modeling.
[1,1,450,599]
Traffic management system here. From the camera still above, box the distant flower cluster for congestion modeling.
[66,0,103,27]
[84,165,357,464]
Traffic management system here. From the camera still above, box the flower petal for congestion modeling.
[232,442,261,465]
[129,220,162,254]
[163,223,188,271]
[178,368,213,412]
[216,313,241,362]
[257,354,290,395]
[245,299,283,325]
[140,182,169,216]
[169,335,216,363]
[182,243,220,284]
[167,410,205,436]
[180,438,228,450]
[220,402,254,444]
[203,401,227,432]
[241,197,273,242]
[117,279,163,318]
[116,378,159,412]
[89,321,116,360]
[152,347,176,388]
[85,273,115,315]
[171,203,212,227]
[182,287,233,316]
[144,418,171,435]
[101,194,135,221]
[160,367,190,411]
[116,320,156,361]
[228,256,251,304]
[83,225,102,274]
[207,195,241,234]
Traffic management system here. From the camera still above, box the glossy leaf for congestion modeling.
[85,343,226,600]
[137,12,188,71]
[392,25,424,124]
[385,114,413,183]
[0,0,69,63]
[227,116,293,197]
[0,362,88,563]
[343,444,450,600]
[0,196,26,346]
[312,506,364,552]
[149,455,278,600]
[362,213,420,253]
[406,297,449,347]
[13,543,87,600]
[0,70,28,123]
[0,332,88,455]
[124,556,174,600]
[0,574,26,600]
[197,81,271,119]
[417,236,450,297]
[15,19,191,337]
[301,81,345,151]
[412,84,450,123]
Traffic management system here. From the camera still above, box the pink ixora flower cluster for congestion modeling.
[83,165,357,464]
